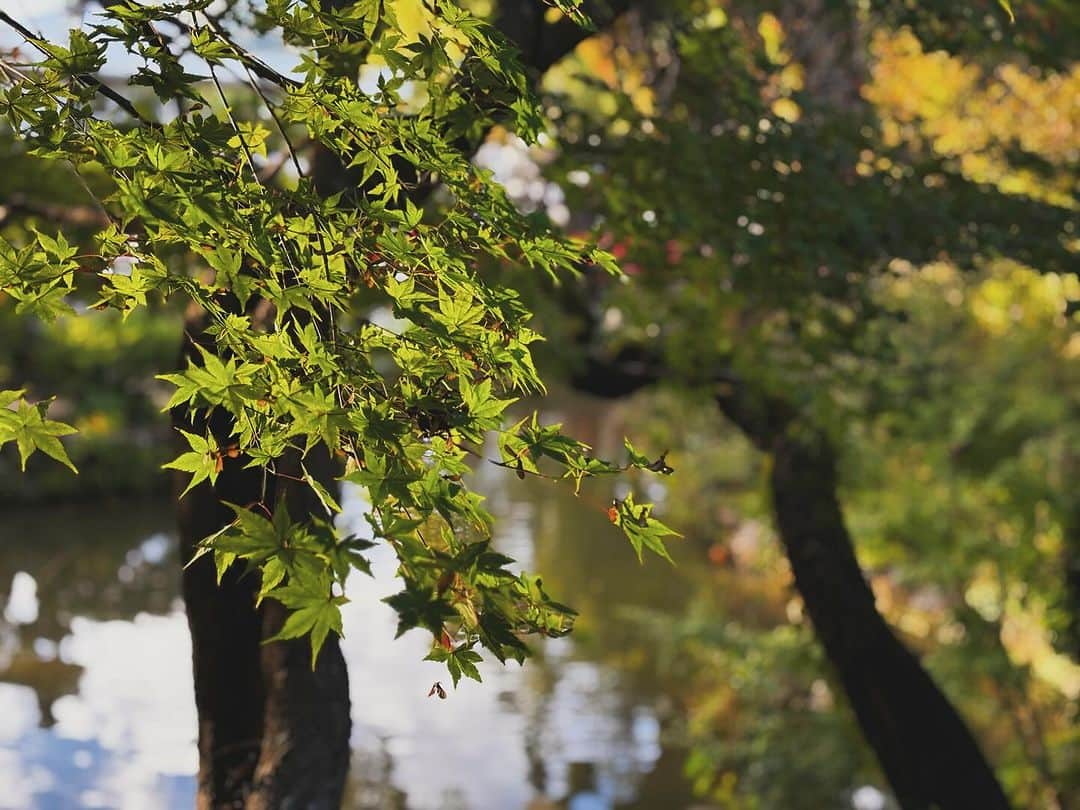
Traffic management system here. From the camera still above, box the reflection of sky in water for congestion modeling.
[0,484,662,809]
[0,619,196,810]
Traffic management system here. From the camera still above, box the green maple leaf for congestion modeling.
[616,493,680,564]
[265,569,347,668]
[461,378,514,421]
[424,645,484,687]
[163,430,220,497]
[0,391,78,473]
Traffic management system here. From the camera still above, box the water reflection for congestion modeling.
[0,619,195,809]
[0,470,698,809]
[337,481,679,810]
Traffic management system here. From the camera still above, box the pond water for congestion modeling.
[0,448,703,809]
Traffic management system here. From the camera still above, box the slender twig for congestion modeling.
[152,6,299,91]
[0,10,157,127]
[189,12,303,288]
[238,61,304,177]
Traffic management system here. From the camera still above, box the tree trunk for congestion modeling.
[245,446,352,810]
[716,387,1011,810]
[175,309,351,810]
[767,430,1010,809]
[503,0,1011,801]
[1064,447,1080,662]
[162,3,637,805]
[569,354,1010,807]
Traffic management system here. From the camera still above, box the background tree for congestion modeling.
[509,1,1076,807]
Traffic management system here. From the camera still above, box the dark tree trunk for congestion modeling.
[175,308,350,810]
[1064,448,1080,662]
[245,446,351,810]
[716,390,1012,810]
[178,450,264,807]
[570,354,1010,808]
[159,3,634,806]
[767,428,1010,809]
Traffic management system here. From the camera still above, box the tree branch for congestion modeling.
[496,1,641,76]
[0,11,157,127]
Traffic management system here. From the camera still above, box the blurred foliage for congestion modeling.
[0,305,179,500]
[0,134,180,500]
[866,29,1080,208]
[496,1,1078,807]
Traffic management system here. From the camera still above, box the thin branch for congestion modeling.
[153,6,300,91]
[0,10,158,127]
[239,62,304,177]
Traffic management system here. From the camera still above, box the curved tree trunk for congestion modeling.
[506,0,1011,802]
[569,352,1010,808]
[766,425,1010,809]
[714,387,1011,810]
[175,309,351,810]
[1064,447,1080,662]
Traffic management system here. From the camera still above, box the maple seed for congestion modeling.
[428,681,447,699]
[606,502,620,523]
